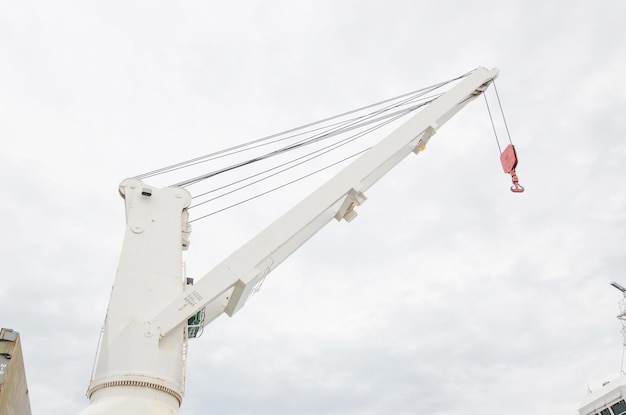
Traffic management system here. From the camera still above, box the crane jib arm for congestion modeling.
[151,66,500,337]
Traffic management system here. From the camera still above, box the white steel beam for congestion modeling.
[151,66,500,337]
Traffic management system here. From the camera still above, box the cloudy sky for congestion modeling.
[1,1,626,414]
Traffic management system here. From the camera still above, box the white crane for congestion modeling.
[77,66,505,415]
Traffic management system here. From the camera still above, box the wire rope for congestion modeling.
[130,70,478,221]
[483,93,502,154]
[184,81,461,219]
[174,92,439,188]
[133,72,470,181]
[189,106,411,210]
[188,149,369,223]
[493,80,513,146]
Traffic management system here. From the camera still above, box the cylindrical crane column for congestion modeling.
[78,179,192,415]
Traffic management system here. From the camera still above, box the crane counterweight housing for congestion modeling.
[77,66,501,415]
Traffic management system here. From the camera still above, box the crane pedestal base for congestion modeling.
[77,385,180,415]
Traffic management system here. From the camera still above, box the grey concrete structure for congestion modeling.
[0,328,31,415]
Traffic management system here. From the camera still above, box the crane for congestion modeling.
[77,66,507,415]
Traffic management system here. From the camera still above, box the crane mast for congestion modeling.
[77,67,501,415]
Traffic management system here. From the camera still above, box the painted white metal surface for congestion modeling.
[77,66,500,414]
[78,179,192,415]
[578,376,626,415]
[578,286,626,415]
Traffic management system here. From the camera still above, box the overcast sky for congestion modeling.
[1,1,626,414]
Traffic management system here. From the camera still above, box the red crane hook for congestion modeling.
[500,144,524,193]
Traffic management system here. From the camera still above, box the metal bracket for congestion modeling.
[409,126,436,154]
[335,188,367,222]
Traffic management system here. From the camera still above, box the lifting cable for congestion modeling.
[177,94,437,189]
[133,72,471,183]
[188,149,369,223]
[189,106,412,212]
[173,88,443,189]
[132,71,478,220]
[484,80,524,193]
[186,94,438,218]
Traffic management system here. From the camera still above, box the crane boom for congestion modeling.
[152,66,499,337]
[78,66,500,415]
